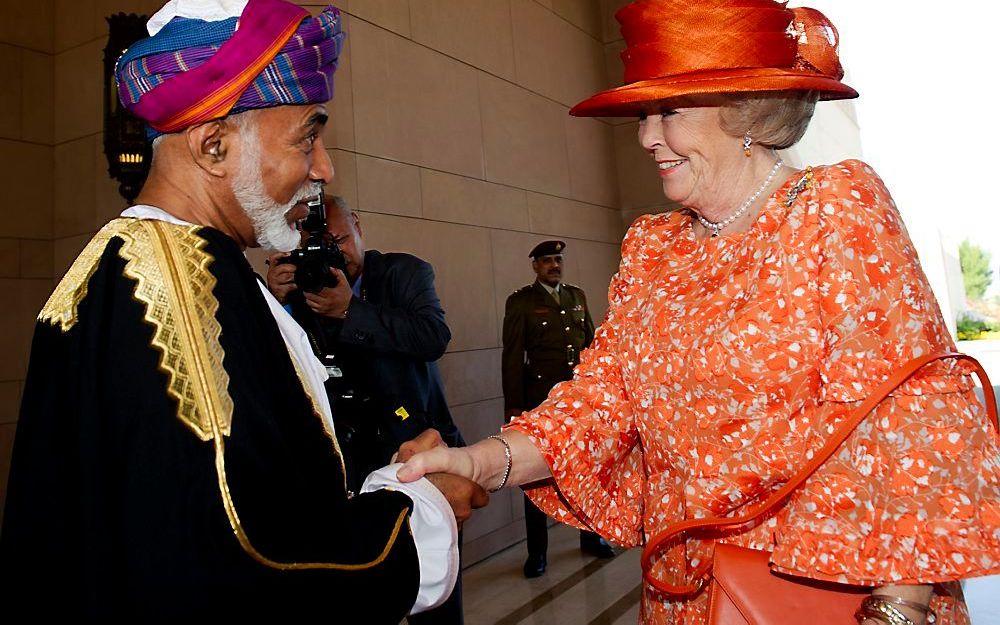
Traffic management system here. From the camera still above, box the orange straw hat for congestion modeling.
[570,0,858,117]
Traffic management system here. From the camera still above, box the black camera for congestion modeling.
[280,191,348,293]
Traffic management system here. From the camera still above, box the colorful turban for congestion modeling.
[116,0,345,135]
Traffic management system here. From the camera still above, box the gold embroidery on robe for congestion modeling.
[214,431,410,571]
[39,220,123,332]
[40,218,232,440]
[40,218,407,570]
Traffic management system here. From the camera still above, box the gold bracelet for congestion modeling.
[870,595,936,624]
[487,434,512,493]
[856,596,916,625]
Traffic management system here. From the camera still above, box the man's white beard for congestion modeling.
[231,124,319,252]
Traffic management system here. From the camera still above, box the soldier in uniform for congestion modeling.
[501,240,616,578]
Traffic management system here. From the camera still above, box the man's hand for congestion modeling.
[303,267,352,318]
[395,428,447,463]
[266,252,296,304]
[425,473,488,528]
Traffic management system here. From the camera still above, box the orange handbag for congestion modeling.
[640,352,999,624]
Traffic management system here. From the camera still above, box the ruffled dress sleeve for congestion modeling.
[504,215,663,547]
[769,160,1000,585]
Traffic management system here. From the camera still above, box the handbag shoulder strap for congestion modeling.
[641,351,999,596]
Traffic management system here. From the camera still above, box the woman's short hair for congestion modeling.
[717,91,818,150]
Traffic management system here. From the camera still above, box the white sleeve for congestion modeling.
[361,464,459,614]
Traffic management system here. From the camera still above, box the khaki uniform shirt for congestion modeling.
[502,281,595,412]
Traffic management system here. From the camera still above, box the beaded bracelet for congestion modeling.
[487,434,512,493]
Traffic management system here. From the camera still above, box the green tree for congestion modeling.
[959,239,993,301]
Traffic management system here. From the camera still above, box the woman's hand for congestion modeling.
[398,430,552,492]
[397,446,477,484]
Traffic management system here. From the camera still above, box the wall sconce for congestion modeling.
[103,13,151,205]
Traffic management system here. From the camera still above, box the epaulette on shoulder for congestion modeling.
[512,284,533,295]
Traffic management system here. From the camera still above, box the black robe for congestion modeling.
[0,218,419,621]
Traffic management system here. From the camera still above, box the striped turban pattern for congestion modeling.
[116,0,345,135]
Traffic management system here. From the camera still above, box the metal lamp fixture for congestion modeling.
[103,13,151,205]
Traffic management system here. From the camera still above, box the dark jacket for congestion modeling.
[293,250,463,488]
[502,281,595,412]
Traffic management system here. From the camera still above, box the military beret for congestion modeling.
[529,240,566,259]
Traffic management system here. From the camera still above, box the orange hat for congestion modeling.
[570,0,857,117]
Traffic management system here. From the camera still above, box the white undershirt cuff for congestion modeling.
[362,464,459,614]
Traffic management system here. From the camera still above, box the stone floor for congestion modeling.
[459,524,641,625]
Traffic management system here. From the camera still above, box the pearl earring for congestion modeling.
[743,130,753,158]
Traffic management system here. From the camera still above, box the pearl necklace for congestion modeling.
[696,157,784,237]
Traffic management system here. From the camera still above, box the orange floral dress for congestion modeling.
[506,160,1000,624]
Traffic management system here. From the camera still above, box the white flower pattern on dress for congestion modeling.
[507,160,1000,625]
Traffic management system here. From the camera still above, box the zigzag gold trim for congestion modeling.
[118,220,233,440]
[214,429,410,570]
[39,220,130,332]
[40,218,232,440]
[40,218,398,569]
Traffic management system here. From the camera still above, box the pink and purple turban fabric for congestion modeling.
[115,0,344,135]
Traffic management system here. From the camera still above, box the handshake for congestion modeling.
[394,427,541,527]
[394,429,491,528]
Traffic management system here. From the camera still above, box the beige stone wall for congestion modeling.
[0,0,57,523]
[0,0,641,562]
[0,0,861,563]
[291,0,628,563]
[0,0,172,520]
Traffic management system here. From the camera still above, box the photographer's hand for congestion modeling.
[304,268,352,319]
[266,252,297,304]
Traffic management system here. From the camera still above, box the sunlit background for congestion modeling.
[793,0,1000,380]
[806,0,999,287]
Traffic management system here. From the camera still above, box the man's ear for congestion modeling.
[185,119,230,177]
[351,211,363,237]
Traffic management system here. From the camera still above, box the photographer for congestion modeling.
[267,195,467,624]
[268,195,467,624]
[267,195,464,492]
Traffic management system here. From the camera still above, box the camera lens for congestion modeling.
[296,257,334,293]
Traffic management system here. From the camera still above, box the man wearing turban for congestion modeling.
[0,0,485,619]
